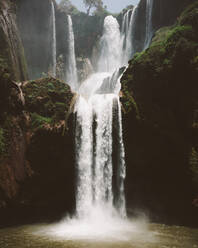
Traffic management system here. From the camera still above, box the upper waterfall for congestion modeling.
[51,1,56,77]
[121,6,138,64]
[97,16,123,73]
[66,15,78,91]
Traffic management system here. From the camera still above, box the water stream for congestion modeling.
[51,1,56,77]
[66,15,78,91]
[144,0,154,49]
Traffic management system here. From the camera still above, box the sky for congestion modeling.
[56,0,140,13]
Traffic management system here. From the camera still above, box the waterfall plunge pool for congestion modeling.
[0,220,198,248]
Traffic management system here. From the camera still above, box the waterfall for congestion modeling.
[66,15,78,91]
[75,16,126,219]
[121,6,138,65]
[144,0,154,49]
[97,16,122,73]
[120,0,154,59]
[51,1,56,77]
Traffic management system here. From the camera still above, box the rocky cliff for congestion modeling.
[0,0,28,81]
[121,1,198,226]
[0,74,75,226]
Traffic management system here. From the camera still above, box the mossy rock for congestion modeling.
[22,77,73,128]
[179,1,198,31]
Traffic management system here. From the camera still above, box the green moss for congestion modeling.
[164,25,195,50]
[151,26,173,46]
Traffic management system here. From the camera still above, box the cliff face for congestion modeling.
[0,75,75,226]
[17,0,53,79]
[121,1,198,225]
[0,0,28,81]
[0,0,29,210]
[152,0,194,30]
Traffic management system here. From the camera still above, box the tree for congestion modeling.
[83,0,104,15]
[58,0,79,14]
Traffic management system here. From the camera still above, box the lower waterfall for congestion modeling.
[74,15,127,220]
[75,94,126,219]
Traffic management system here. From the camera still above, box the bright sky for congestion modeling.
[56,0,139,13]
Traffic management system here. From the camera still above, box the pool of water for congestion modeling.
[0,220,198,248]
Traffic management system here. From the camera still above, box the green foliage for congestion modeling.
[83,0,104,15]
[58,0,80,15]
[31,113,52,130]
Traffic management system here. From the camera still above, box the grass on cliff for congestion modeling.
[31,113,52,130]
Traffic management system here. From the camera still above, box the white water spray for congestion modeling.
[66,15,78,91]
[51,1,56,77]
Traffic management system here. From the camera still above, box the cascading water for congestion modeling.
[97,16,122,73]
[38,17,131,238]
[66,15,78,91]
[121,0,154,57]
[36,11,154,243]
[121,6,138,64]
[144,0,154,49]
[75,15,126,220]
[51,1,56,77]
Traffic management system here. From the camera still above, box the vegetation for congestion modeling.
[58,0,79,15]
[31,113,52,130]
[22,77,73,130]
[83,0,105,15]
